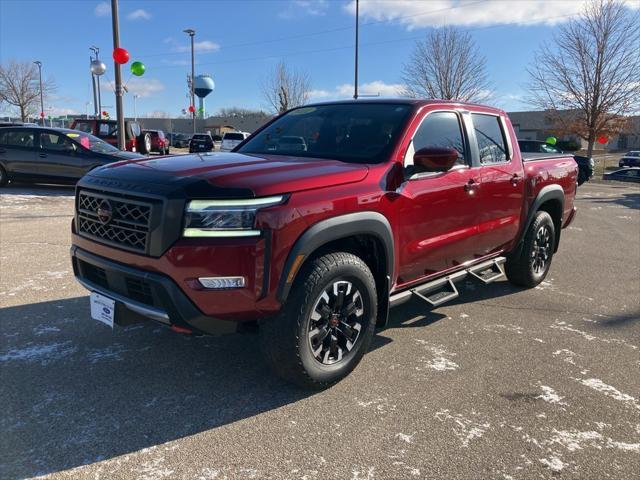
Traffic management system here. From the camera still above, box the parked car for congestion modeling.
[70,118,152,154]
[518,140,593,185]
[212,135,222,150]
[619,151,640,168]
[603,167,640,183]
[188,133,214,153]
[220,131,250,151]
[0,126,142,186]
[143,129,169,155]
[70,99,578,388]
[167,132,190,148]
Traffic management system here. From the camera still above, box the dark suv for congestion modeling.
[70,119,151,154]
[188,133,214,153]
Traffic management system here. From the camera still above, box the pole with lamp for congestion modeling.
[133,94,139,121]
[90,46,103,118]
[183,28,196,134]
[90,51,107,119]
[33,61,45,125]
[353,0,359,100]
[110,0,129,150]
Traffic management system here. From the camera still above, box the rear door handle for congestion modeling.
[511,174,521,185]
[464,178,479,193]
[39,153,48,158]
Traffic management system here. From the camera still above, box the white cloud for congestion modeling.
[127,9,151,20]
[344,0,639,29]
[173,40,220,53]
[94,2,110,17]
[279,0,329,19]
[105,78,165,98]
[309,81,406,101]
[49,107,80,116]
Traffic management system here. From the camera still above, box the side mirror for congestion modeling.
[413,147,459,172]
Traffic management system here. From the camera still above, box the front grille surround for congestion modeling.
[77,190,155,254]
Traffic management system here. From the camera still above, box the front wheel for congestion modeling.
[260,252,377,389]
[505,211,555,287]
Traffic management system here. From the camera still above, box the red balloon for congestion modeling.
[188,105,196,113]
[597,135,608,144]
[113,47,130,65]
[39,111,45,118]
[102,111,108,117]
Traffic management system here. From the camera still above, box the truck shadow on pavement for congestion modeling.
[1,183,75,197]
[0,296,392,479]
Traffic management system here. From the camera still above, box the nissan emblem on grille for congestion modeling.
[97,200,113,224]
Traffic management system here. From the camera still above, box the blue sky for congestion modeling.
[0,0,637,118]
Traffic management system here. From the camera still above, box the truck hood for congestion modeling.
[91,152,369,197]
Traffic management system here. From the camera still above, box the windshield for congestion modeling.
[224,133,245,141]
[64,131,119,154]
[237,103,413,163]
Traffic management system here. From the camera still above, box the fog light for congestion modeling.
[198,276,245,289]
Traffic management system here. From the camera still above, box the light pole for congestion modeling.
[33,61,44,125]
[183,28,196,134]
[110,0,125,150]
[133,94,139,121]
[90,46,103,118]
[353,0,359,100]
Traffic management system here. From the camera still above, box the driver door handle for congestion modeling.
[464,178,479,193]
[39,153,48,158]
[511,174,521,185]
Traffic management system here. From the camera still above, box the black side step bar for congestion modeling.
[389,257,506,309]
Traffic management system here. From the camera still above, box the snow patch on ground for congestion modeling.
[537,385,568,406]
[553,349,578,365]
[434,409,490,447]
[415,340,459,371]
[0,341,77,365]
[395,432,415,444]
[539,455,567,472]
[86,344,128,363]
[578,378,640,410]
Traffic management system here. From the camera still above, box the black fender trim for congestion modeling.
[512,184,565,257]
[276,212,394,305]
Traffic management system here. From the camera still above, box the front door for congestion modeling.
[36,131,85,182]
[394,110,484,287]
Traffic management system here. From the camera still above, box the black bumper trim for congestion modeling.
[71,246,238,335]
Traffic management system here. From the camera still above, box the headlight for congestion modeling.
[183,195,285,237]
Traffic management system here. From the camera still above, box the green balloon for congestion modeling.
[546,136,557,145]
[130,61,146,76]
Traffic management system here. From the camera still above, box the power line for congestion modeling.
[135,1,486,59]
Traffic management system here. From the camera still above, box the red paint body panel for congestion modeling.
[71,100,578,326]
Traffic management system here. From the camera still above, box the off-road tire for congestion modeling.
[260,252,377,389]
[138,133,151,154]
[505,211,555,287]
[0,165,8,187]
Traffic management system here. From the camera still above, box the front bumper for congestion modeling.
[71,246,238,335]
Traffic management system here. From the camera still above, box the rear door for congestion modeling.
[394,110,485,285]
[0,129,37,180]
[473,113,525,255]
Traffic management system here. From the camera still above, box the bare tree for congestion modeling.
[527,0,640,157]
[0,60,56,121]
[401,27,491,103]
[217,107,268,117]
[262,61,311,114]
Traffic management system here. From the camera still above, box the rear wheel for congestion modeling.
[505,211,555,287]
[138,133,151,154]
[260,252,377,389]
[0,165,8,187]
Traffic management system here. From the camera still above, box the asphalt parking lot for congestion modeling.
[1,181,638,480]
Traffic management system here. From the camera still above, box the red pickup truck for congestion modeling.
[71,100,577,388]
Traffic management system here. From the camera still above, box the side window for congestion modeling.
[4,130,34,148]
[74,123,93,134]
[472,114,508,164]
[98,122,118,137]
[39,132,74,152]
[0,131,6,145]
[541,143,560,154]
[408,111,467,167]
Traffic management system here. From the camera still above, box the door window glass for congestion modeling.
[98,122,118,137]
[4,130,34,148]
[39,132,75,152]
[409,111,467,167]
[472,114,508,164]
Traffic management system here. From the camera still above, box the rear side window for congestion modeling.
[3,130,34,147]
[473,114,507,164]
[98,122,118,137]
[39,132,74,151]
[412,111,467,166]
[74,122,93,134]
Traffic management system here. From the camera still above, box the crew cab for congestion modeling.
[70,100,577,388]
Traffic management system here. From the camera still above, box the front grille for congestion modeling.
[77,190,153,253]
[125,277,154,305]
